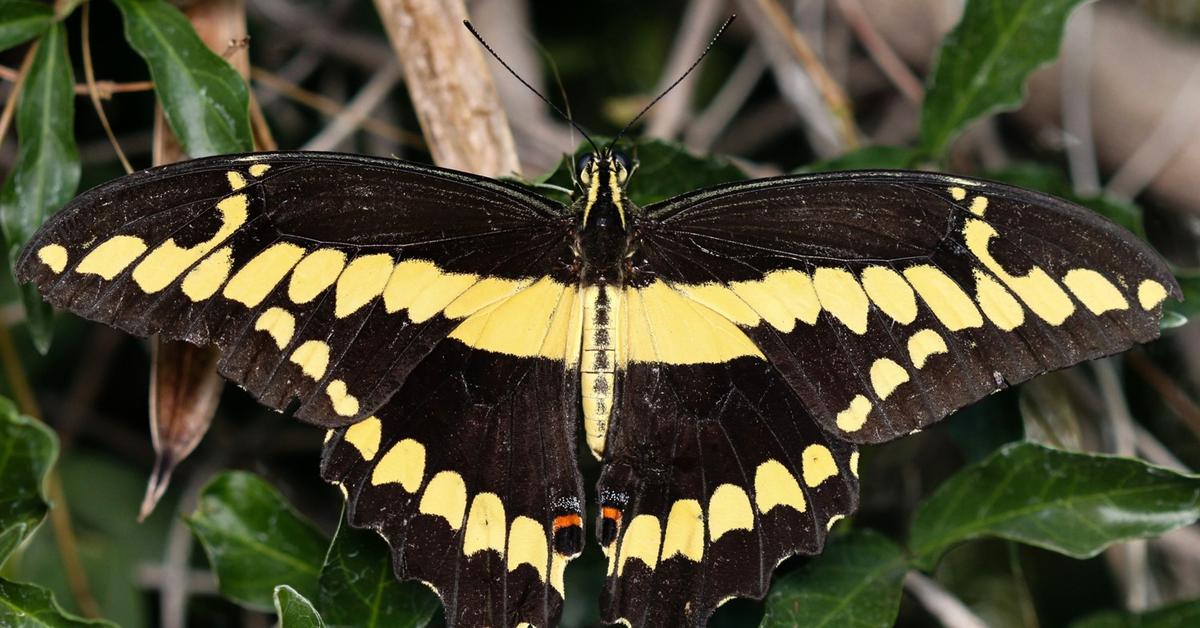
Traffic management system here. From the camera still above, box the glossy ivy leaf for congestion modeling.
[909,442,1200,570]
[1071,599,1200,628]
[0,579,116,627]
[0,22,79,352]
[920,0,1089,157]
[797,145,921,173]
[0,0,54,51]
[317,516,439,628]
[111,0,252,157]
[529,138,747,206]
[761,530,908,628]
[0,396,57,566]
[275,585,327,628]
[187,472,328,611]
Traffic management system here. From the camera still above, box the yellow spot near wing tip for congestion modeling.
[948,186,967,201]
[254,307,296,349]
[290,340,330,379]
[227,171,247,191]
[813,267,870,334]
[860,266,917,325]
[223,242,306,306]
[37,244,68,273]
[907,329,948,368]
[248,163,270,177]
[969,196,989,216]
[869,358,909,400]
[463,492,507,557]
[371,438,426,492]
[661,499,705,561]
[974,270,1024,331]
[1137,279,1168,311]
[289,248,347,304]
[335,253,394,318]
[344,416,381,460]
[76,235,148,280]
[327,380,360,417]
[1064,268,1128,315]
[707,484,753,542]
[418,471,467,531]
[904,265,983,330]
[802,445,839,487]
[836,395,872,432]
[181,247,235,302]
[617,514,661,575]
[507,516,549,582]
[754,460,806,514]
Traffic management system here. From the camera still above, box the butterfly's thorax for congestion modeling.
[574,155,632,458]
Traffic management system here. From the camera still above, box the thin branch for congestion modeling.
[0,64,154,98]
[82,2,134,174]
[300,62,405,152]
[251,67,423,149]
[1061,5,1099,196]
[1107,65,1200,199]
[644,0,726,139]
[1127,350,1200,443]
[834,0,923,103]
[904,572,989,628]
[0,45,38,151]
[685,45,767,151]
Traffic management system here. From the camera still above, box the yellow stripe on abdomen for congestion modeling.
[582,284,619,459]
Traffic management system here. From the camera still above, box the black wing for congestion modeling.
[596,170,1178,625]
[16,152,578,428]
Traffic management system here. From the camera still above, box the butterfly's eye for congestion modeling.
[611,151,631,183]
[576,154,595,186]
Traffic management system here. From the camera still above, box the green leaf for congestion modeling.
[0,1,54,51]
[111,0,252,157]
[528,139,747,206]
[1071,599,1200,628]
[0,578,115,627]
[1163,272,1200,330]
[0,396,57,566]
[761,530,908,628]
[920,0,1089,156]
[187,472,328,611]
[0,24,80,352]
[317,516,438,628]
[797,145,921,173]
[909,442,1200,569]
[275,585,326,628]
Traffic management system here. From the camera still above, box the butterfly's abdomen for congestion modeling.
[582,284,619,458]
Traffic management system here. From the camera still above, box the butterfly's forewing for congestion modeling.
[16,152,587,626]
[598,171,1178,624]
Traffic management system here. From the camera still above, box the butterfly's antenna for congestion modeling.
[464,20,600,155]
[609,14,736,150]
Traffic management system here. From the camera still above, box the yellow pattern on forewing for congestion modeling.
[1063,269,1128,315]
[223,242,306,307]
[903,265,983,330]
[288,249,347,304]
[335,253,394,318]
[37,245,68,273]
[963,219,1075,325]
[76,235,147,280]
[860,266,917,324]
[133,194,249,293]
[625,280,763,364]
[181,247,235,301]
[812,268,870,334]
[448,278,580,360]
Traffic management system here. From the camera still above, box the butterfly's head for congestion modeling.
[577,149,634,230]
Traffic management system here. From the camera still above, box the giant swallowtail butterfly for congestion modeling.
[16,146,1178,626]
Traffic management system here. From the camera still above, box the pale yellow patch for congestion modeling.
[133,194,248,293]
[963,219,1075,325]
[448,278,576,359]
[625,280,764,364]
[836,395,872,432]
[729,280,796,331]
[418,471,467,531]
[541,285,584,364]
[254,307,295,349]
[753,460,807,514]
[180,247,234,301]
[550,552,567,595]
[969,196,989,216]
[289,340,330,379]
[37,245,68,273]
[288,249,346,304]
[335,253,394,318]
[678,283,760,327]
[869,358,909,400]
[324,430,334,444]
[371,438,425,491]
[1137,279,1168,311]
[974,271,1025,330]
[443,276,532,319]
[223,242,306,307]
[344,416,381,461]
[812,268,870,334]
[383,259,478,322]
[76,235,147,280]
[248,164,270,177]
[462,493,507,556]
[506,516,548,582]
[762,269,821,326]
[326,380,360,417]
[907,329,948,368]
[1064,269,1128,315]
[617,514,661,575]
[707,484,754,542]
[826,514,845,530]
[660,500,704,561]
[948,186,967,201]
[850,451,860,477]
[801,445,839,487]
[861,266,917,324]
[904,265,984,330]
[227,171,247,190]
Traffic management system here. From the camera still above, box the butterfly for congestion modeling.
[16,146,1177,626]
